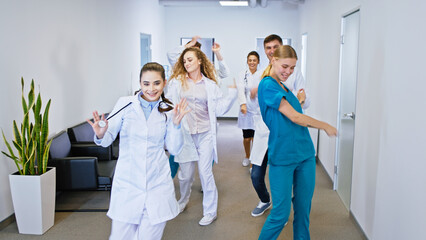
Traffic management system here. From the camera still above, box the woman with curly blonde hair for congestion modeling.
[167,47,237,226]
[170,47,218,88]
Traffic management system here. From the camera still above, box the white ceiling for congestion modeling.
[158,0,305,8]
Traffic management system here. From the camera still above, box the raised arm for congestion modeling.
[87,111,108,139]
[212,42,230,78]
[167,46,184,67]
[168,36,201,67]
[278,98,337,136]
[165,98,191,156]
[88,98,128,147]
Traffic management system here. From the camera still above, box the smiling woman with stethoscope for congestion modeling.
[236,51,261,168]
[87,62,190,240]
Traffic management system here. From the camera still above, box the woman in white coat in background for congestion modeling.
[167,47,237,226]
[236,51,261,168]
[87,62,190,240]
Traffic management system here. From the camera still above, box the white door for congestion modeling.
[334,10,360,210]
[140,33,151,67]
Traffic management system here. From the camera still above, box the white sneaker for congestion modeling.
[242,158,250,167]
[199,213,217,226]
[178,201,188,213]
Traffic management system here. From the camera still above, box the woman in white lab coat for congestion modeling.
[167,35,230,80]
[167,47,237,226]
[236,51,261,168]
[87,62,190,240]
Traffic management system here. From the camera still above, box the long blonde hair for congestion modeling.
[169,47,218,90]
[261,45,298,79]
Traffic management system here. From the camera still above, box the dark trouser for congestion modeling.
[251,151,270,203]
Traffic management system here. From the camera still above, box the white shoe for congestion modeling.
[178,201,188,213]
[242,158,250,167]
[249,167,252,174]
[199,213,217,226]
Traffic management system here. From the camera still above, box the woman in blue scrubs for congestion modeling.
[257,45,337,240]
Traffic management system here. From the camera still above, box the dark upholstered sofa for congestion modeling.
[48,130,116,190]
[67,118,119,160]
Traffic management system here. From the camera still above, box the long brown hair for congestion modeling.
[261,45,298,79]
[169,47,218,90]
[139,62,174,113]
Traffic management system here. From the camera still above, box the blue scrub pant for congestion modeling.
[258,157,316,240]
[168,155,179,179]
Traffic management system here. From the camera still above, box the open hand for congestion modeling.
[325,124,338,137]
[212,43,221,53]
[87,111,108,139]
[173,98,191,126]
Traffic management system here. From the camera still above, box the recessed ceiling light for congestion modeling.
[219,1,249,7]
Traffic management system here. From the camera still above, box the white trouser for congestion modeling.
[109,209,166,240]
[178,131,218,216]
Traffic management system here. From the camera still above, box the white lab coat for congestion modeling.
[166,76,237,164]
[236,69,261,129]
[250,67,310,166]
[94,95,183,225]
[167,46,231,79]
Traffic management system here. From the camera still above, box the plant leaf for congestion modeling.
[41,140,52,174]
[12,121,22,147]
[1,151,22,175]
[39,99,51,172]
[34,93,42,120]
[21,78,28,114]
[28,79,35,112]
[2,130,17,159]
[12,140,22,153]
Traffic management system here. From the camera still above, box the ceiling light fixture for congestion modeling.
[219,1,249,7]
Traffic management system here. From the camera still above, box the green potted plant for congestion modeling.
[1,78,55,235]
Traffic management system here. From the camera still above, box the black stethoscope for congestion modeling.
[244,70,250,95]
[98,102,133,128]
[97,95,172,128]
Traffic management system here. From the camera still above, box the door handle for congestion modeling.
[343,112,355,120]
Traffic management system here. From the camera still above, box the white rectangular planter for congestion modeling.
[9,167,56,235]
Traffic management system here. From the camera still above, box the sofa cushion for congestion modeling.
[97,160,117,188]
[49,131,71,159]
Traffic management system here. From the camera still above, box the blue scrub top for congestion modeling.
[258,76,315,166]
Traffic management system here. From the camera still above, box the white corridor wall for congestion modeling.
[0,0,167,223]
[299,0,426,239]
